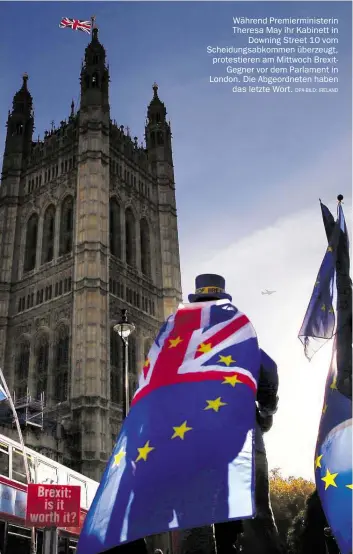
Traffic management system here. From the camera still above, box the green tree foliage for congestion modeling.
[269,468,315,547]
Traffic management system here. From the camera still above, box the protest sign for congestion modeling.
[26,484,81,528]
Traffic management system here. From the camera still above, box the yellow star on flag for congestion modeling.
[330,377,337,390]
[346,484,353,489]
[171,421,193,440]
[321,468,338,490]
[222,374,242,387]
[198,342,212,354]
[114,448,126,467]
[328,307,334,314]
[135,441,155,462]
[327,246,333,252]
[144,358,150,367]
[322,403,328,414]
[169,336,183,348]
[204,397,227,412]
[315,454,323,469]
[321,304,326,311]
[218,355,236,367]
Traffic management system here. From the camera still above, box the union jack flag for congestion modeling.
[59,17,92,34]
[132,300,260,406]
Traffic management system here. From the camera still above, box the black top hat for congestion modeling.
[188,274,232,303]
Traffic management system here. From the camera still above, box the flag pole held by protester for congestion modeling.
[298,195,352,554]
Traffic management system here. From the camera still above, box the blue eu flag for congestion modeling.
[300,199,352,554]
[298,202,342,359]
[315,337,352,554]
[77,302,262,554]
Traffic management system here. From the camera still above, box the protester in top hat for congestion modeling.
[188,274,283,554]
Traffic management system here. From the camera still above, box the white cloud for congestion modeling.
[180,202,351,480]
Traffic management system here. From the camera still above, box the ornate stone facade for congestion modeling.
[0,29,182,481]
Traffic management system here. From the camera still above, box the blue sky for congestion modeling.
[0,1,352,479]
[0,1,351,249]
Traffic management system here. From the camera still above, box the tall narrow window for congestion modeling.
[125,208,136,266]
[59,196,73,255]
[15,341,30,399]
[35,335,49,399]
[24,214,39,272]
[41,205,56,264]
[110,327,122,404]
[109,198,121,258]
[92,73,99,88]
[140,219,151,277]
[54,326,70,403]
[157,131,164,146]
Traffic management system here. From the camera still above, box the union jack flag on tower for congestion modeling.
[59,17,94,34]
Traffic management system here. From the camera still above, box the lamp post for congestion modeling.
[110,311,152,554]
[114,309,135,419]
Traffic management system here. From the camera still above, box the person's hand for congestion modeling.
[257,411,273,433]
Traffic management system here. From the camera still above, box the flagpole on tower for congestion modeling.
[91,15,96,34]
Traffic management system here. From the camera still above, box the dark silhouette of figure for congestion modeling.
[287,489,340,554]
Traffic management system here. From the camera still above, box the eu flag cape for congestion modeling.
[299,200,352,554]
[77,300,261,554]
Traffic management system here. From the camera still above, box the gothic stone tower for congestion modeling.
[0,28,182,480]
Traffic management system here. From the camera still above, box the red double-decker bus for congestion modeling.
[0,433,99,553]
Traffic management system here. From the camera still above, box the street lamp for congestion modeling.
[113,309,135,419]
[111,310,149,554]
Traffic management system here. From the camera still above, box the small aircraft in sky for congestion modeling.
[261,289,277,295]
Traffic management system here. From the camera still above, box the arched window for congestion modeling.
[54,326,70,403]
[92,73,99,88]
[110,327,122,404]
[35,335,49,399]
[157,131,164,146]
[15,340,30,399]
[41,205,56,264]
[24,213,39,272]
[59,196,73,256]
[109,198,121,258]
[125,208,136,266]
[140,219,151,277]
